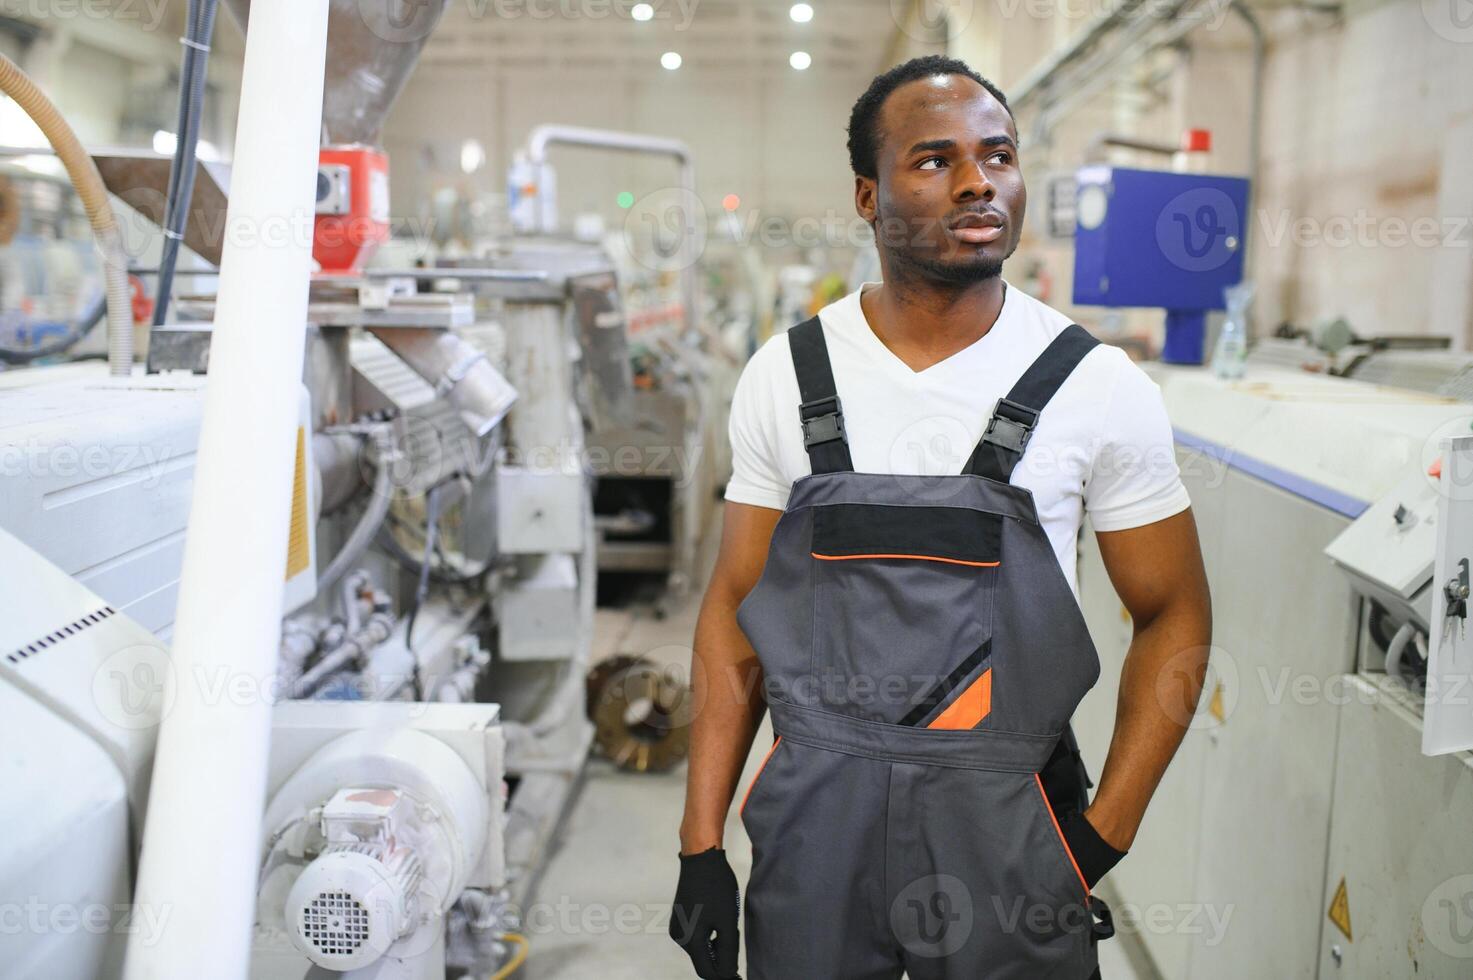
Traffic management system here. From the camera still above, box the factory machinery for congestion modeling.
[0,2,723,977]
[1054,156,1473,979]
[1074,358,1473,978]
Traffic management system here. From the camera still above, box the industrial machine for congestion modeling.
[504,125,740,603]
[1072,166,1251,363]
[1074,358,1473,978]
[0,1,721,977]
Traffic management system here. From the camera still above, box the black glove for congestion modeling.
[1058,809,1127,890]
[669,846,742,979]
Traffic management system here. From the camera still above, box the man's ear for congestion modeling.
[854,175,877,224]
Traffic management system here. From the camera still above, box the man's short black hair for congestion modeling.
[846,55,1012,180]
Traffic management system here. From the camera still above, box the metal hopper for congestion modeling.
[221,0,451,146]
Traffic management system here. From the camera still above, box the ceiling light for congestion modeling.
[790,51,812,70]
[790,3,814,23]
[460,138,485,174]
[632,2,653,21]
[661,51,682,70]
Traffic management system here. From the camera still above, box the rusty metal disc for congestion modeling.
[585,655,692,772]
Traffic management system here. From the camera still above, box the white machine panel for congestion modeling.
[494,553,579,661]
[1318,675,1473,976]
[1325,469,1442,614]
[1148,364,1472,509]
[1078,364,1473,978]
[0,368,205,636]
[267,699,506,890]
[0,369,318,637]
[0,682,132,980]
[0,526,170,817]
[496,465,586,553]
[1425,435,1473,755]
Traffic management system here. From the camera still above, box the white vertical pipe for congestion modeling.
[123,2,328,977]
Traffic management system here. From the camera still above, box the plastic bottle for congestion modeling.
[507,152,537,234]
[1212,280,1254,379]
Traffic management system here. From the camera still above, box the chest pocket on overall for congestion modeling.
[789,321,1010,727]
[788,311,1101,735]
[808,500,1002,725]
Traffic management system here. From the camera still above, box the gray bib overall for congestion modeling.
[736,315,1115,979]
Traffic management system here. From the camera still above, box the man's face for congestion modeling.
[857,74,1025,284]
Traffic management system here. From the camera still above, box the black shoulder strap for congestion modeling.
[788,316,854,474]
[964,323,1100,482]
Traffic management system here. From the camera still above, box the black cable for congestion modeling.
[153,0,219,327]
[153,5,194,324]
[404,485,444,701]
[379,507,496,584]
[0,293,106,363]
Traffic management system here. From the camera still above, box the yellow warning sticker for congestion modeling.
[1328,877,1352,941]
[1209,683,1226,724]
[285,427,311,580]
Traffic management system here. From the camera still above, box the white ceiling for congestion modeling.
[418,0,915,77]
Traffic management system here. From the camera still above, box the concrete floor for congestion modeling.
[520,512,1161,980]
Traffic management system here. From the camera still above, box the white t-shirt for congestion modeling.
[723,280,1191,597]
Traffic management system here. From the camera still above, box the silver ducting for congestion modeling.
[222,0,451,146]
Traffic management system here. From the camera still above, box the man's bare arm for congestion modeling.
[1084,507,1213,852]
[678,501,783,855]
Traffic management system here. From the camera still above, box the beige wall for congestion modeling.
[954,0,1473,346]
[382,59,882,272]
[1254,0,1473,342]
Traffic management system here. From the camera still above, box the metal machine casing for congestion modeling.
[0,370,318,639]
[264,700,507,893]
[1072,166,1249,310]
[314,146,390,275]
[1075,365,1473,979]
[0,682,132,980]
[1425,435,1473,755]
[0,529,171,979]
[1316,675,1473,977]
[0,370,206,637]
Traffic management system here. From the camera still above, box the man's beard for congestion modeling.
[879,215,1015,285]
[900,248,1007,284]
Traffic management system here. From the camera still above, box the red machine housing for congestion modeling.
[314,145,389,276]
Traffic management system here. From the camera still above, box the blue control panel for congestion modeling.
[1072,165,1250,311]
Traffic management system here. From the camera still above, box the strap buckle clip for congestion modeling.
[981,397,1038,455]
[799,394,846,448]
